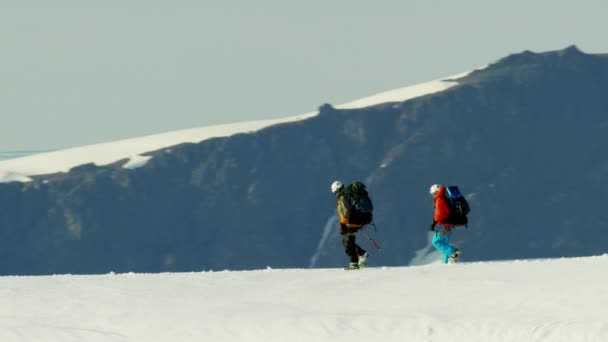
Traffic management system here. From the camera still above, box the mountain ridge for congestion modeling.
[1,46,607,275]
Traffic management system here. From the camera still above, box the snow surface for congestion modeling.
[1,255,606,342]
[0,72,467,183]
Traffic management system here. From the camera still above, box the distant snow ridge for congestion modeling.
[0,71,471,183]
[336,72,467,110]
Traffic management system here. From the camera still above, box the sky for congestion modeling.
[1,1,607,150]
[0,255,606,341]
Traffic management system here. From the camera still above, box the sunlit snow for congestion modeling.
[1,255,606,341]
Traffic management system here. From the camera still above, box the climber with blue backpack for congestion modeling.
[429,184,470,264]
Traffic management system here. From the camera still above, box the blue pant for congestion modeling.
[432,227,457,264]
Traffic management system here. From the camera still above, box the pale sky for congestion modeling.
[2,1,607,150]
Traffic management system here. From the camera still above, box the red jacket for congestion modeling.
[434,186,454,229]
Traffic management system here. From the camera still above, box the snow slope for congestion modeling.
[1,255,606,342]
[0,73,467,183]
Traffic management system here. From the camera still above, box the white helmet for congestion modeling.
[331,180,344,193]
[429,184,441,196]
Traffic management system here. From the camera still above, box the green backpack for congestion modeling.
[344,181,374,225]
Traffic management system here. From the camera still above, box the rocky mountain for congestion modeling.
[1,45,608,275]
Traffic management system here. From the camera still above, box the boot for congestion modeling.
[358,252,369,268]
[344,262,360,270]
[448,249,461,264]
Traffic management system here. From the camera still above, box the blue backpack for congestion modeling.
[445,185,470,227]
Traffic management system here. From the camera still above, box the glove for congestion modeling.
[429,221,437,231]
[339,224,347,235]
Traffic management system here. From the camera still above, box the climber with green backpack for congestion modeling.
[331,180,374,270]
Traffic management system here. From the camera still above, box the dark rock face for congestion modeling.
[1,46,608,275]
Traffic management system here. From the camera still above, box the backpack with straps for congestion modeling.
[343,181,374,225]
[444,185,470,227]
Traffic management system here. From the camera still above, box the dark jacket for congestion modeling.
[336,190,363,229]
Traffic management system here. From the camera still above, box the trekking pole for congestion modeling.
[361,228,382,251]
